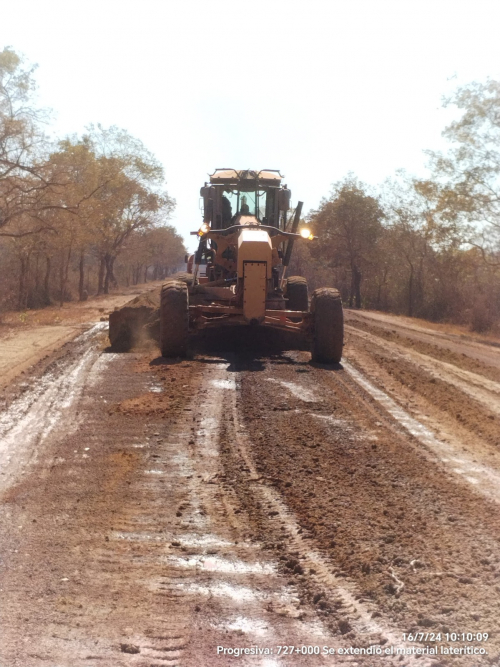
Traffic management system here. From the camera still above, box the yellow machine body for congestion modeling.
[237,229,273,275]
[237,229,273,322]
[158,170,343,363]
[187,170,315,337]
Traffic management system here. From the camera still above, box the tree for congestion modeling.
[0,47,61,236]
[0,49,182,313]
[43,140,104,303]
[378,174,434,317]
[422,80,500,256]
[118,226,186,286]
[81,125,175,294]
[310,176,384,307]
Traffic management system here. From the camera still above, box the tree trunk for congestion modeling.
[43,256,51,305]
[34,252,40,294]
[59,262,64,308]
[18,256,27,310]
[97,256,106,295]
[109,255,117,288]
[79,251,85,301]
[408,264,414,317]
[103,254,111,295]
[60,245,72,308]
[349,268,354,308]
[353,265,362,309]
[103,253,118,295]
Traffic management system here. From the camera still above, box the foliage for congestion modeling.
[420,80,500,255]
[309,176,385,307]
[302,166,500,330]
[0,48,185,312]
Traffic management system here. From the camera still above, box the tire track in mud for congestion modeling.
[215,361,463,666]
[143,363,338,667]
[2,315,500,666]
[0,332,201,667]
[345,311,500,377]
[0,322,109,494]
[236,354,500,665]
[341,324,500,503]
[1,348,199,667]
[341,358,500,502]
[219,376,406,653]
[0,336,389,667]
[346,326,500,417]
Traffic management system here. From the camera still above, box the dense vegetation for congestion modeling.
[0,48,185,312]
[289,81,500,333]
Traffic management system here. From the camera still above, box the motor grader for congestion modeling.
[160,169,343,363]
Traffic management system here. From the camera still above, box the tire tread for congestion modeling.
[311,287,343,363]
[160,280,189,357]
[286,275,309,312]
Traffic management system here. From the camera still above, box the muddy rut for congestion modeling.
[0,311,499,666]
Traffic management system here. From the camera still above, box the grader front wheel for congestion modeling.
[311,288,344,363]
[160,280,189,357]
[286,275,309,312]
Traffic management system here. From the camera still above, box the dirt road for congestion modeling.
[1,307,499,667]
[0,281,165,390]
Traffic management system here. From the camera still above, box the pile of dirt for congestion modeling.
[108,287,161,351]
[108,274,196,352]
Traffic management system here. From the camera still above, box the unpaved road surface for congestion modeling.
[1,308,500,666]
[0,281,165,390]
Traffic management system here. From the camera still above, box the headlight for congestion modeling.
[199,222,210,236]
[300,227,314,240]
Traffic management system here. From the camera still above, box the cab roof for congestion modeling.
[209,169,284,186]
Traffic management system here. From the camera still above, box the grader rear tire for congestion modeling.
[160,280,189,357]
[311,288,344,363]
[173,271,195,286]
[286,276,309,312]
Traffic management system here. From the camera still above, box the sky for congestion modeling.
[2,0,500,250]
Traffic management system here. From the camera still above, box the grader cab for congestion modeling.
[160,169,344,363]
